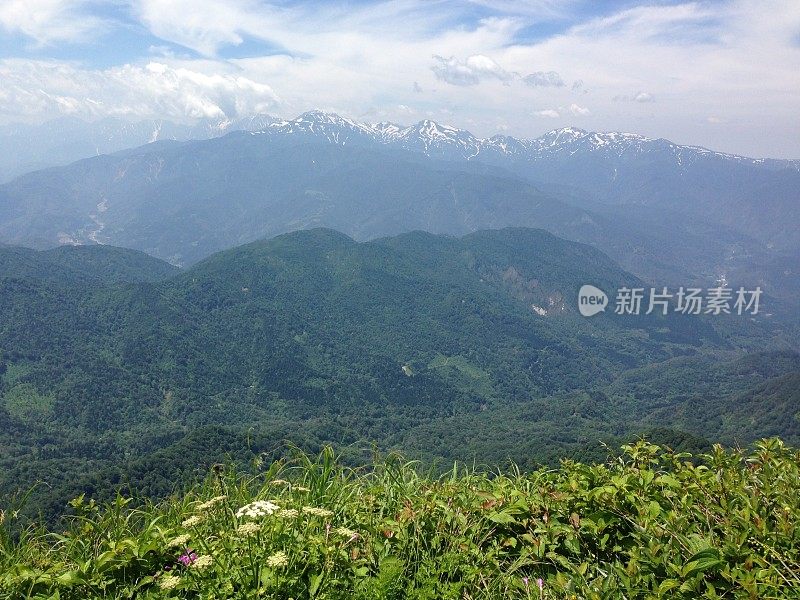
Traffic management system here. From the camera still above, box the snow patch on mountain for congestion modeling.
[239,110,798,171]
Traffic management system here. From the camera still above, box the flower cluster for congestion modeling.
[181,515,205,528]
[192,555,213,570]
[334,526,357,539]
[167,534,190,548]
[178,550,197,566]
[237,522,260,537]
[266,551,288,568]
[196,495,227,511]
[158,574,181,590]
[236,500,280,519]
[302,506,333,518]
[277,509,299,519]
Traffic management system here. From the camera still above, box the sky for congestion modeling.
[0,0,798,158]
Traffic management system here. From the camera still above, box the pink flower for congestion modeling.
[522,576,529,588]
[537,578,544,592]
[178,550,197,566]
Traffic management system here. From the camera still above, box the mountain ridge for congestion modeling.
[1,227,797,520]
[244,110,800,169]
[3,111,797,187]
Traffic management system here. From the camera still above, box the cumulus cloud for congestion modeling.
[533,104,590,118]
[613,91,655,102]
[1,0,799,156]
[522,71,564,87]
[431,54,511,86]
[569,103,590,116]
[0,60,280,122]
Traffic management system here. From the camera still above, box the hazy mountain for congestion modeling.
[0,115,282,182]
[1,228,796,517]
[242,111,800,252]
[0,111,797,301]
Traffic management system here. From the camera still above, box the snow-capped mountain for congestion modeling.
[1,108,798,304]
[245,110,799,172]
[2,110,796,185]
[1,109,798,262]
[228,110,799,254]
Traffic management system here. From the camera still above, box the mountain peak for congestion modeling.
[296,110,347,123]
[538,127,588,145]
[227,110,790,168]
[413,119,463,138]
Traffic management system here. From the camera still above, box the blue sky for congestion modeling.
[1,0,799,157]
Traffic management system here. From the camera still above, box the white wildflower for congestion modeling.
[334,526,357,539]
[181,515,204,528]
[167,534,190,548]
[266,551,289,568]
[159,574,181,590]
[196,495,227,511]
[237,522,260,537]
[302,506,333,518]
[191,555,213,570]
[235,500,280,519]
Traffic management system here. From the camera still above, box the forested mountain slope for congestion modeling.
[0,228,797,519]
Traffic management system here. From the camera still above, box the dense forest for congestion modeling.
[0,228,798,521]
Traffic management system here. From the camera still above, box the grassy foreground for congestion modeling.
[1,440,799,599]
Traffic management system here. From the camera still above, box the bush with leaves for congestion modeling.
[1,440,799,599]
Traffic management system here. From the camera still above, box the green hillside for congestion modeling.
[0,244,180,284]
[0,229,797,520]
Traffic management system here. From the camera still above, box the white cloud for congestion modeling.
[613,91,655,103]
[464,0,572,18]
[0,0,107,44]
[533,104,589,118]
[431,54,511,86]
[133,0,276,57]
[1,0,799,156]
[569,103,590,116]
[0,59,280,121]
[522,71,564,87]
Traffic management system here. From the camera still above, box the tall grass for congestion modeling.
[1,439,799,599]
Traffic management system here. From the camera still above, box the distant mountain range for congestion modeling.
[248,110,800,171]
[4,110,797,182]
[0,115,282,183]
[0,110,797,302]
